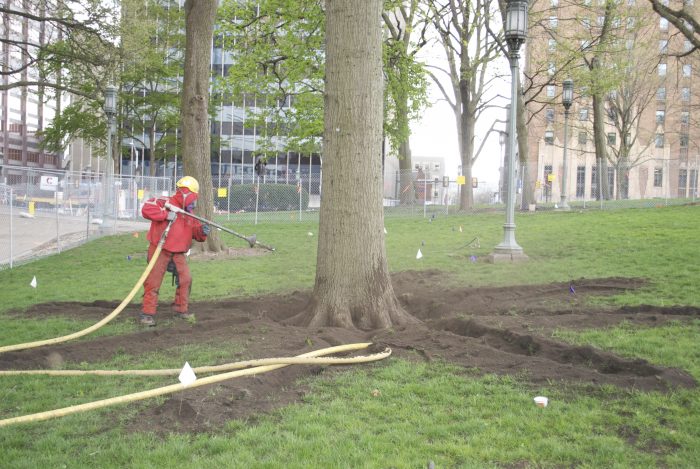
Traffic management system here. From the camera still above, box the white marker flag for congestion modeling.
[30,276,37,288]
[178,361,197,387]
[416,249,423,259]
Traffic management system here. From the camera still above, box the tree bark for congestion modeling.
[181,0,224,252]
[294,0,419,330]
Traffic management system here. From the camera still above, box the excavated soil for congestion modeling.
[2,271,698,435]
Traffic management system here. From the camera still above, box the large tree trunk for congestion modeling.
[295,0,418,330]
[181,0,224,252]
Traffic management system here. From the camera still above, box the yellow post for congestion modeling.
[28,201,35,216]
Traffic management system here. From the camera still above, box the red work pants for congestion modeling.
[142,245,192,316]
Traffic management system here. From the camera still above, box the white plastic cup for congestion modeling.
[534,396,548,408]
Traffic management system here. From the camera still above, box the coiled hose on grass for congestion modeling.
[0,342,390,427]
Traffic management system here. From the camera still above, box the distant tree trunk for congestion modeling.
[293,0,418,330]
[592,87,610,200]
[517,86,533,209]
[458,95,476,210]
[398,139,414,204]
[181,0,224,252]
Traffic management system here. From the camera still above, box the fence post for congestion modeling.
[254,177,260,225]
[9,186,14,269]
[55,190,61,253]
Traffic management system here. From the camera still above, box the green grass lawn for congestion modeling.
[1,205,699,467]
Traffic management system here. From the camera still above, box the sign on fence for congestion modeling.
[40,176,59,191]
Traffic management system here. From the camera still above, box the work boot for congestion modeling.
[139,313,156,326]
[176,311,193,320]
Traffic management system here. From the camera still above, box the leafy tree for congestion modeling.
[216,0,429,169]
[1,1,121,168]
[383,0,430,202]
[526,0,653,200]
[119,0,184,177]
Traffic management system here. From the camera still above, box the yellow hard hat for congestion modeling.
[176,176,199,194]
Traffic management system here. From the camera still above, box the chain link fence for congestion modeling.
[212,173,321,224]
[3,161,698,268]
[0,167,163,270]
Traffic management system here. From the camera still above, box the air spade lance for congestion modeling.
[164,202,275,251]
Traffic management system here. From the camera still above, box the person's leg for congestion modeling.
[141,246,170,325]
[172,253,192,317]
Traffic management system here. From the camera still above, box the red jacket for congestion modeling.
[142,195,207,252]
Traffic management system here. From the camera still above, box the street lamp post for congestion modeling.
[490,0,529,262]
[102,85,117,232]
[559,78,573,210]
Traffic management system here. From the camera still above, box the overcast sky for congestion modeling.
[408,37,514,193]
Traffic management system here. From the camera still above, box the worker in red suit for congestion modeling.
[139,176,210,326]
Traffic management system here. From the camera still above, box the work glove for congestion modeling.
[202,224,211,236]
[166,210,177,221]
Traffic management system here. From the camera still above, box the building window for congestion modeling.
[582,17,591,29]
[576,166,586,197]
[681,88,690,101]
[546,108,555,122]
[655,133,664,148]
[626,17,635,28]
[578,131,587,145]
[656,110,665,124]
[659,40,668,54]
[8,148,21,161]
[579,107,589,120]
[548,63,556,75]
[550,0,559,6]
[657,87,666,100]
[658,63,667,76]
[684,40,692,52]
[607,133,617,145]
[654,167,663,187]
[546,85,556,98]
[681,111,690,124]
[549,16,558,28]
[690,170,698,197]
[660,17,669,31]
[548,39,557,51]
[680,134,689,147]
[544,131,554,145]
[683,64,692,77]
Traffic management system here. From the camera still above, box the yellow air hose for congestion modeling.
[0,220,175,354]
[0,342,389,427]
[0,348,392,376]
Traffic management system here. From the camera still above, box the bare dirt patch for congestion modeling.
[2,271,697,435]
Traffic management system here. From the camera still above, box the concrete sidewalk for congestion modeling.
[0,209,149,266]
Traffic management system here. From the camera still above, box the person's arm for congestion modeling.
[141,197,169,221]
